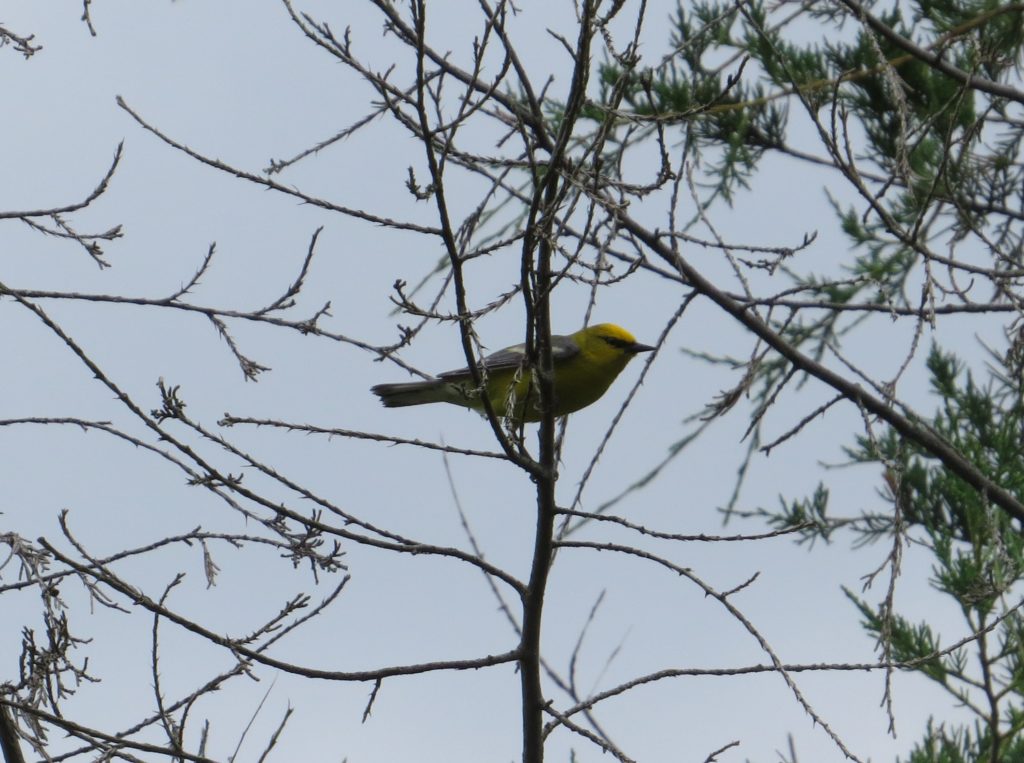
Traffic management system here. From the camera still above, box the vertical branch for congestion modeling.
[0,703,27,763]
[519,3,597,761]
[408,0,532,469]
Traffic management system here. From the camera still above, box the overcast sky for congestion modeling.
[0,3,985,761]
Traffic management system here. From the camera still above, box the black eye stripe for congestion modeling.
[601,335,631,349]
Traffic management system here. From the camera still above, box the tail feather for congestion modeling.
[371,379,453,408]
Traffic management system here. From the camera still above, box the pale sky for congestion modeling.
[0,3,985,762]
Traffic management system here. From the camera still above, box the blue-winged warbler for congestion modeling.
[371,323,654,422]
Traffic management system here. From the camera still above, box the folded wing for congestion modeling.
[437,335,580,382]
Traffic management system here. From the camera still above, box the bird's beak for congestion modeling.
[629,342,656,354]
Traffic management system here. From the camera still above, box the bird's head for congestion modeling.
[576,323,655,364]
[587,323,654,352]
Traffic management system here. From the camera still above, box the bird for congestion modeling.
[371,323,654,422]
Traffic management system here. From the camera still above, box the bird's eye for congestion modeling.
[601,335,629,349]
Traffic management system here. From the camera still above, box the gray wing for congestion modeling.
[437,334,579,381]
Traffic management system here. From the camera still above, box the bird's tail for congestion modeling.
[371,379,452,408]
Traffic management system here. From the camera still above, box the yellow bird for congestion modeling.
[371,323,654,422]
